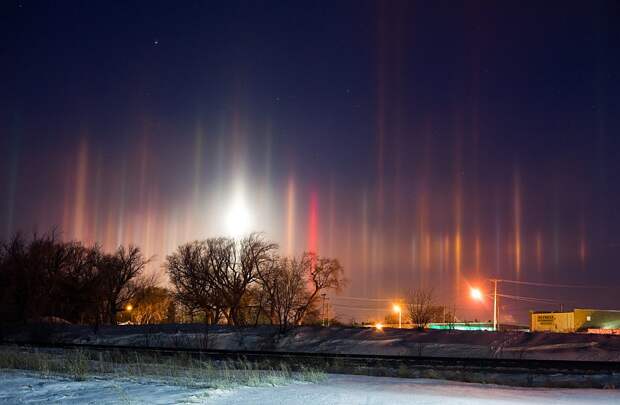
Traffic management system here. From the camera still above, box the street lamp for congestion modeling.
[392,304,402,329]
[125,304,133,312]
[469,279,499,331]
[470,288,483,301]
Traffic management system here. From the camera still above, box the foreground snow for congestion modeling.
[209,375,620,404]
[0,370,215,404]
[1,371,618,404]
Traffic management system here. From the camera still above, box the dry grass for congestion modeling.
[0,345,326,389]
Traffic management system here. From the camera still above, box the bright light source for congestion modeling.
[125,304,133,312]
[374,322,383,331]
[470,288,483,301]
[392,304,401,313]
[224,180,253,238]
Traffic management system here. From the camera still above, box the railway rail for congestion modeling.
[4,340,620,384]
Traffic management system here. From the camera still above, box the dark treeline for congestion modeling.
[0,232,150,326]
[0,231,346,331]
[167,233,345,329]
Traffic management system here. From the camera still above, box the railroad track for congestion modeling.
[5,340,620,376]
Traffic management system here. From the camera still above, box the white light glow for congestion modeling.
[224,180,253,238]
[470,288,483,301]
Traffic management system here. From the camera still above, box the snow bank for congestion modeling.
[4,324,620,361]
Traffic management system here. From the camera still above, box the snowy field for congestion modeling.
[7,324,620,362]
[2,371,619,405]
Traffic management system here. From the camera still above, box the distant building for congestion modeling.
[530,309,620,333]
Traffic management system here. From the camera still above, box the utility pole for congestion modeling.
[491,279,498,332]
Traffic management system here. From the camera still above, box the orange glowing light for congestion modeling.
[470,288,483,301]
[125,304,133,312]
[392,304,401,313]
[308,191,318,254]
[374,322,383,331]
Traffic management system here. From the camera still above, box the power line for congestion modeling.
[497,293,569,305]
[330,304,387,311]
[495,279,612,289]
[332,296,402,302]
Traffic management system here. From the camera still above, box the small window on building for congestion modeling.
[586,316,591,321]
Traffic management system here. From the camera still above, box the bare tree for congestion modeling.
[0,232,131,326]
[210,234,277,325]
[124,287,174,325]
[99,246,150,325]
[166,241,222,324]
[57,242,103,324]
[407,288,435,329]
[293,253,346,325]
[167,234,277,325]
[256,252,346,330]
[257,256,307,330]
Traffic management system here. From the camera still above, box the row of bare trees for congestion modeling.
[0,232,150,325]
[0,231,346,330]
[166,233,346,329]
[406,289,456,329]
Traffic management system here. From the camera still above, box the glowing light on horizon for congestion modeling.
[475,236,481,275]
[454,177,462,297]
[286,177,295,256]
[470,287,483,301]
[513,169,522,277]
[308,191,318,254]
[536,232,543,273]
[73,139,88,242]
[2,110,599,324]
[224,179,253,238]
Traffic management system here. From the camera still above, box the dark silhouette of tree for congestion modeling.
[0,231,152,326]
[51,242,102,324]
[256,253,346,330]
[407,288,435,329]
[217,234,277,325]
[167,240,223,324]
[1,229,347,330]
[166,233,277,326]
[99,246,150,325]
[293,253,346,325]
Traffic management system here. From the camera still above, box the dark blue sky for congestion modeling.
[2,1,620,320]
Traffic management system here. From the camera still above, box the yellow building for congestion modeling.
[530,309,620,333]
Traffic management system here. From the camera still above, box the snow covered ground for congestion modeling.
[0,370,215,404]
[1,370,618,404]
[209,375,620,405]
[7,324,620,362]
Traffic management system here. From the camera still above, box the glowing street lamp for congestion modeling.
[470,288,483,301]
[374,322,384,331]
[470,280,499,331]
[125,304,133,312]
[392,304,402,329]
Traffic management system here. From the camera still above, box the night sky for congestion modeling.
[2,1,620,323]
